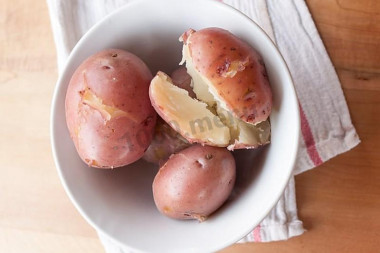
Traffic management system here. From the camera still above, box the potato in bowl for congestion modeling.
[65,49,156,168]
[150,28,272,150]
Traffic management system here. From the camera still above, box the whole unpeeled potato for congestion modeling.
[65,49,156,168]
[152,145,236,221]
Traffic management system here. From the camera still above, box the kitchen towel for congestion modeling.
[47,0,360,248]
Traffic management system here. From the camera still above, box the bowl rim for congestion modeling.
[50,0,300,252]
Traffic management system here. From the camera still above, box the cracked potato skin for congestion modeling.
[152,145,236,221]
[182,28,272,124]
[65,49,156,168]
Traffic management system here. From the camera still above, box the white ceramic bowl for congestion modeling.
[51,0,300,252]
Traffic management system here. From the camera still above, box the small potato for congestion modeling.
[149,28,272,150]
[142,118,190,165]
[152,145,236,222]
[65,49,156,168]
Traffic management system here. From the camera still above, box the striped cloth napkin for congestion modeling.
[47,0,360,248]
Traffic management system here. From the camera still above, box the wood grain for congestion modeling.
[0,1,103,252]
[0,0,379,252]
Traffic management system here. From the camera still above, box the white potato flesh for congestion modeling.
[150,72,230,146]
[181,44,216,105]
[215,106,270,150]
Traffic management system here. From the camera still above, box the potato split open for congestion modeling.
[149,72,230,147]
[149,28,272,149]
[181,28,272,125]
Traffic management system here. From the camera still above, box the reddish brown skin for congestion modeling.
[171,66,196,98]
[183,28,272,124]
[152,145,236,221]
[65,49,156,168]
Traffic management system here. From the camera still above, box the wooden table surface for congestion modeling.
[1,0,379,252]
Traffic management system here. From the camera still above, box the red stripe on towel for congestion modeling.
[300,105,323,166]
[253,225,262,242]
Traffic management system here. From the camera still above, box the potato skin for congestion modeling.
[152,145,236,221]
[182,28,272,124]
[170,66,196,98]
[65,49,156,168]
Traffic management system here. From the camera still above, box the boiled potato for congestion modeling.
[152,145,236,222]
[180,28,272,124]
[149,28,272,150]
[65,49,156,168]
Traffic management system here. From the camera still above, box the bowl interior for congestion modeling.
[51,0,300,252]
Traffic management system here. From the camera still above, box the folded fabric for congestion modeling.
[47,0,360,248]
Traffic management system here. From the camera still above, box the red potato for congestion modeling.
[180,28,272,124]
[65,49,156,168]
[152,145,236,222]
[149,28,271,150]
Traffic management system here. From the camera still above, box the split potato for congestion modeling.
[152,144,236,221]
[149,72,231,147]
[181,28,272,124]
[149,28,272,150]
[65,49,156,168]
[143,68,195,165]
